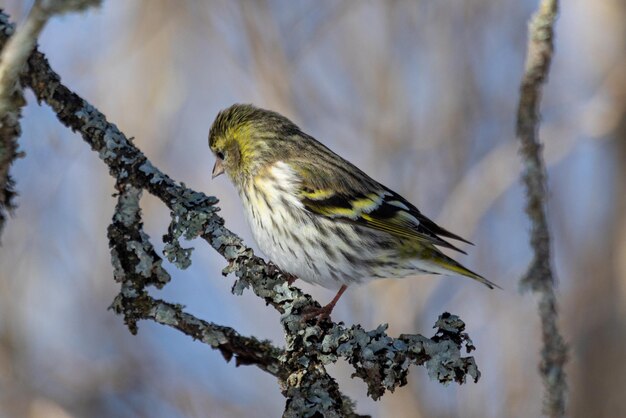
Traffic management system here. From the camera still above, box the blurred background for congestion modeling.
[1,1,625,417]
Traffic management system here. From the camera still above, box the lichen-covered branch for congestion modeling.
[516,1,567,417]
[0,10,483,417]
[107,181,286,377]
[318,313,479,400]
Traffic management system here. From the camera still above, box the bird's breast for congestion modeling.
[238,161,414,288]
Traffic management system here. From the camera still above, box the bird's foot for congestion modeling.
[285,273,298,286]
[301,302,336,322]
[301,284,347,323]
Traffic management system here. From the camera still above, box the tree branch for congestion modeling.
[516,1,567,417]
[107,181,286,378]
[0,10,483,416]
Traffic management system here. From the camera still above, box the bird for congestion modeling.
[208,104,498,319]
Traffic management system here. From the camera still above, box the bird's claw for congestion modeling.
[285,274,298,286]
[301,303,335,323]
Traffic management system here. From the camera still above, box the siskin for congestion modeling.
[209,104,498,318]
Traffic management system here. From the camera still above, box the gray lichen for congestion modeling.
[161,188,218,269]
[150,303,179,327]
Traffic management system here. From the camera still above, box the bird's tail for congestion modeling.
[420,249,500,289]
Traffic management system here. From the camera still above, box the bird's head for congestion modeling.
[208,103,301,188]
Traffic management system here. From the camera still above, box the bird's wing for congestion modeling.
[291,160,471,254]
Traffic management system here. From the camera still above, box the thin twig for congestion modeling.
[516,1,567,417]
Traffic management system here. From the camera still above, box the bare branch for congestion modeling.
[516,1,567,416]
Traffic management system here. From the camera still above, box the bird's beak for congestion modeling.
[212,159,225,179]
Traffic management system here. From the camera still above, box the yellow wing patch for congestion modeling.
[301,188,335,200]
[300,191,382,219]
[299,186,465,251]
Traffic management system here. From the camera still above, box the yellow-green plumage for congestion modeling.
[209,104,498,291]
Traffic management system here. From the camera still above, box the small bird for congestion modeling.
[209,104,498,319]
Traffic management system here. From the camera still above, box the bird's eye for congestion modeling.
[217,151,225,160]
